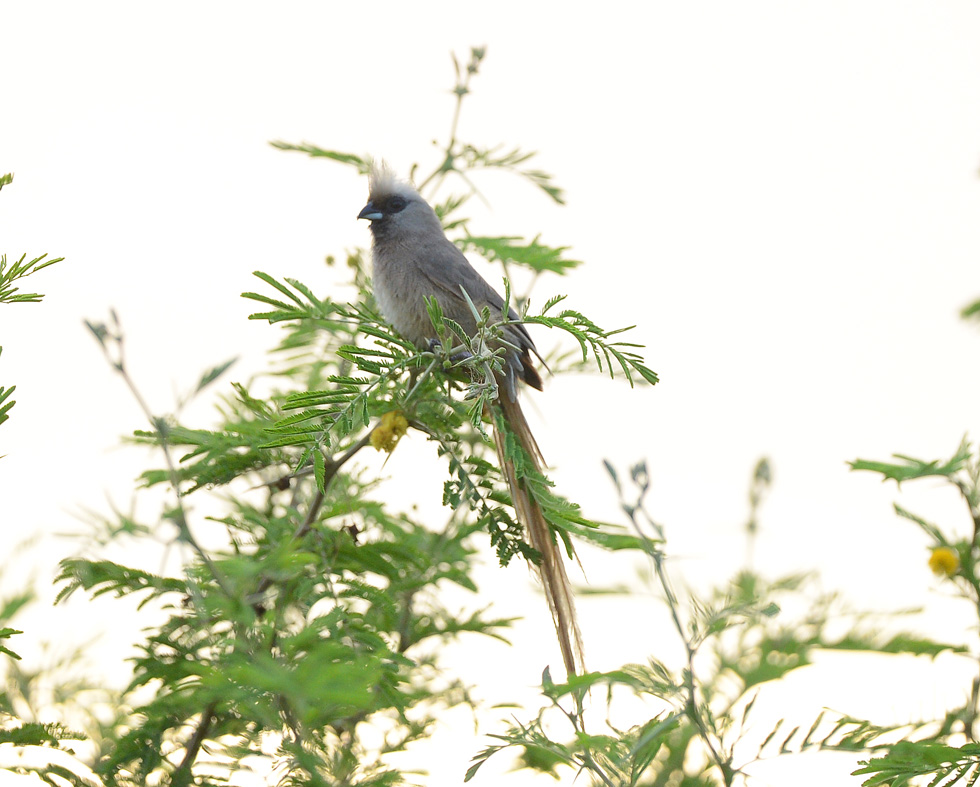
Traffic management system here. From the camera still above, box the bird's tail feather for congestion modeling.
[494,395,585,677]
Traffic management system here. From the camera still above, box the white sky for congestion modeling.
[3,2,980,785]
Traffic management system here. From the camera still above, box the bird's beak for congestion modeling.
[358,202,383,221]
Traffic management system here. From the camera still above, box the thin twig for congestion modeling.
[90,315,233,598]
[615,471,736,786]
[171,700,218,786]
[416,50,480,196]
[954,468,980,742]
[293,432,374,540]
[251,431,376,610]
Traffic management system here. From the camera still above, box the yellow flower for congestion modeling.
[370,411,408,453]
[928,546,960,578]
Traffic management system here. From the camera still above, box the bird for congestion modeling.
[358,164,585,676]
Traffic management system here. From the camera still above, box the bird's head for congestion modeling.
[357,163,439,240]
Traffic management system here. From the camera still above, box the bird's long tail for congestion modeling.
[493,394,585,677]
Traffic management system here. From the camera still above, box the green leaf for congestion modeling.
[313,447,326,493]
[0,590,33,622]
[0,382,15,427]
[0,626,23,660]
[251,270,306,306]
[630,361,660,386]
[0,253,65,304]
[0,721,67,746]
[459,236,583,275]
[539,294,567,314]
[425,295,446,336]
[828,631,967,658]
[459,143,566,203]
[55,558,186,605]
[893,504,945,542]
[849,439,972,485]
[194,357,237,394]
[518,743,568,776]
[269,142,370,172]
[260,430,321,449]
[853,741,980,785]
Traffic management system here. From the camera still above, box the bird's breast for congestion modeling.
[371,249,436,347]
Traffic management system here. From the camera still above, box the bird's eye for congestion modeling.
[388,196,407,213]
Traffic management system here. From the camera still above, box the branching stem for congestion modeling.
[615,470,736,786]
[88,315,233,598]
[172,701,217,787]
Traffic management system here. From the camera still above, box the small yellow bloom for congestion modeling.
[928,546,960,577]
[370,411,409,453]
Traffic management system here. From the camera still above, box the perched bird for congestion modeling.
[358,164,585,676]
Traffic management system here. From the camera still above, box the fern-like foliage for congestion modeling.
[0,253,64,304]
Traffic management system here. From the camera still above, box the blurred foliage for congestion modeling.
[846,436,980,785]
[466,460,967,786]
[962,298,980,323]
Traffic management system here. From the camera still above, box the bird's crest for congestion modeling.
[368,161,417,202]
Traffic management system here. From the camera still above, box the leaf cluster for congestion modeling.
[854,741,980,786]
[0,253,63,305]
[466,460,968,786]
[0,580,112,787]
[841,436,980,785]
[55,487,506,785]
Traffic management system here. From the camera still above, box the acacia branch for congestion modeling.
[171,701,217,787]
[251,431,376,610]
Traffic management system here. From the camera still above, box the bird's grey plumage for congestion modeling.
[357,165,542,401]
[358,164,584,675]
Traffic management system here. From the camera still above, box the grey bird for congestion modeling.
[358,164,585,676]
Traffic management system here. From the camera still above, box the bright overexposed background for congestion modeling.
[3,2,980,785]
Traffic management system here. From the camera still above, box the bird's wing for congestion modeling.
[417,240,536,349]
